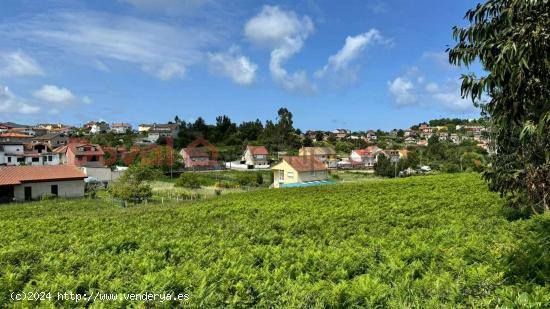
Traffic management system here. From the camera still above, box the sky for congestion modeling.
[0,0,485,131]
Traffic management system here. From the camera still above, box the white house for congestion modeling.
[242,145,269,167]
[111,123,132,134]
[0,165,86,202]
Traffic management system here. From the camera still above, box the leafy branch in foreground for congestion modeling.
[448,0,550,213]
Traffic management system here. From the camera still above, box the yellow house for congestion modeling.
[271,156,329,188]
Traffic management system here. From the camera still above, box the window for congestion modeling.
[287,171,294,179]
[279,171,284,181]
[7,157,11,163]
[48,156,52,161]
[32,157,39,162]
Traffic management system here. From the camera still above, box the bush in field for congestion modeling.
[236,173,257,187]
[40,193,57,200]
[108,163,157,202]
[175,173,202,189]
[256,172,264,185]
[108,181,152,202]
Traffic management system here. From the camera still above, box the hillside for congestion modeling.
[0,173,548,307]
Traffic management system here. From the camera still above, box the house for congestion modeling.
[450,134,461,144]
[0,165,86,202]
[55,143,105,167]
[350,146,382,168]
[332,129,350,139]
[298,147,337,168]
[0,125,9,133]
[242,145,269,167]
[85,121,110,134]
[180,147,219,170]
[0,133,33,143]
[404,136,417,145]
[139,123,179,143]
[364,130,377,142]
[381,149,401,163]
[0,142,25,166]
[0,142,60,166]
[271,156,329,188]
[111,123,132,134]
[31,132,68,147]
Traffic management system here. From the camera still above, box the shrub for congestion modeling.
[236,173,256,187]
[175,173,202,189]
[108,181,152,203]
[41,193,57,200]
[256,172,264,185]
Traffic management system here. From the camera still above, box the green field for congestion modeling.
[0,173,548,307]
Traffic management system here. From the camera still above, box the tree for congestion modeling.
[108,163,159,203]
[449,0,550,213]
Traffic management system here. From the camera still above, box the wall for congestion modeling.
[81,167,120,182]
[14,180,84,201]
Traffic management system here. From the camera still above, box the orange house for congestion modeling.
[55,143,105,167]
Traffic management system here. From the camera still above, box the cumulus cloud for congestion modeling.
[316,29,389,84]
[388,77,416,105]
[33,85,91,105]
[0,51,44,77]
[0,11,220,80]
[245,5,316,94]
[208,46,257,85]
[0,84,40,114]
[388,69,474,111]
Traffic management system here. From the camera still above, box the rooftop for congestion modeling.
[0,165,86,186]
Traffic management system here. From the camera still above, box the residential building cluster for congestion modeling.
[0,119,492,201]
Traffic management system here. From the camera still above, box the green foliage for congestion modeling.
[40,193,57,200]
[175,173,202,189]
[108,163,157,202]
[449,0,550,212]
[0,174,547,307]
[108,181,152,202]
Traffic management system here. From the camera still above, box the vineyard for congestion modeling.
[0,173,548,307]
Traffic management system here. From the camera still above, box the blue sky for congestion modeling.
[0,0,484,131]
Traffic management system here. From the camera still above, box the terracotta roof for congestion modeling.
[70,143,104,155]
[0,133,32,138]
[182,147,209,157]
[352,149,374,157]
[247,145,268,155]
[280,155,327,172]
[0,165,86,186]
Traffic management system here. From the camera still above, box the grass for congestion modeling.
[0,173,548,307]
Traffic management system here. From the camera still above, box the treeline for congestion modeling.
[173,108,301,154]
[375,135,488,177]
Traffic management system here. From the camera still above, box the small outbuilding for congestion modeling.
[0,165,86,202]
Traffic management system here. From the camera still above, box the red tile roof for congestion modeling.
[247,145,268,155]
[0,133,32,138]
[0,165,86,186]
[182,147,209,157]
[281,155,327,172]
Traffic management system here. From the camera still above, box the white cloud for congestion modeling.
[388,77,416,105]
[33,84,91,105]
[245,5,316,94]
[0,84,40,114]
[425,82,439,93]
[208,46,257,85]
[1,11,221,80]
[93,59,110,72]
[389,68,474,111]
[316,29,387,81]
[144,62,186,80]
[0,51,44,77]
